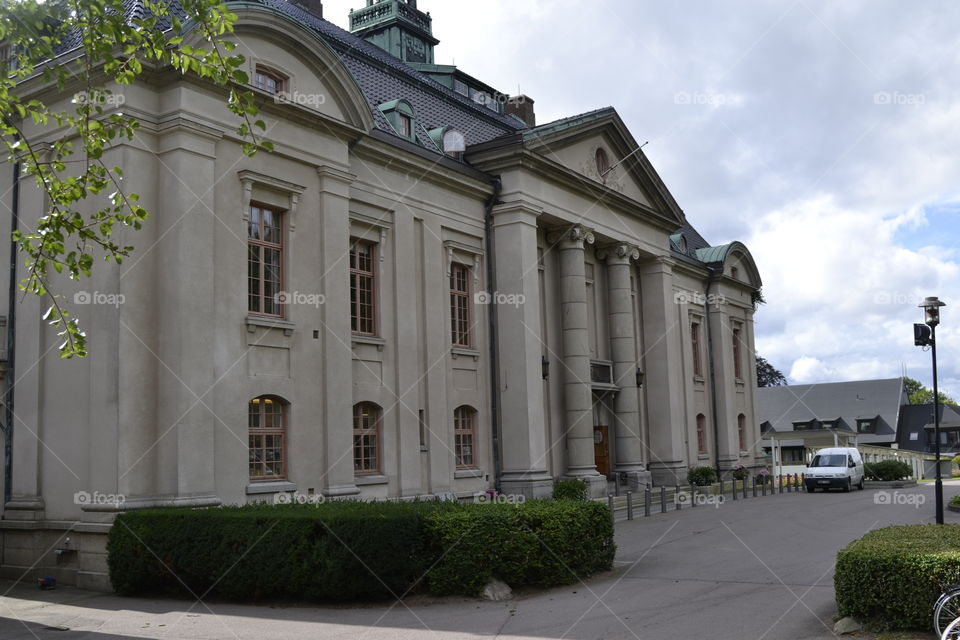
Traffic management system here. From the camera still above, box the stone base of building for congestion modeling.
[499,470,555,499]
[562,473,608,498]
[648,462,689,487]
[0,521,112,592]
[616,469,653,489]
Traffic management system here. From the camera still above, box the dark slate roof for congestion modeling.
[243,0,524,146]
[758,378,906,445]
[896,403,960,452]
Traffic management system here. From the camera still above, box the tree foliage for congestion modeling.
[903,377,957,407]
[756,355,787,387]
[1,0,271,357]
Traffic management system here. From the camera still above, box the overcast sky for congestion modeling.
[321,0,960,397]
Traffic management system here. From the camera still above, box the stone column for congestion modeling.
[317,165,360,497]
[598,243,650,489]
[549,225,605,498]
[491,201,553,498]
[638,256,688,485]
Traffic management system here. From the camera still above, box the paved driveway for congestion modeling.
[1,481,956,640]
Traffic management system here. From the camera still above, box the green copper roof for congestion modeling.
[695,243,734,265]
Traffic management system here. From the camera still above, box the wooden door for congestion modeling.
[594,425,611,477]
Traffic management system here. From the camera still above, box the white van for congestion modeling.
[804,447,865,492]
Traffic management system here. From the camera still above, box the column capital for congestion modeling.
[596,242,640,264]
[547,224,595,249]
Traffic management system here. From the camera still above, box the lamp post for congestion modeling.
[917,296,946,524]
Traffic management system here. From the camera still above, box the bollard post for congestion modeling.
[794,473,799,492]
[660,486,667,513]
[691,484,697,507]
[742,477,748,499]
[627,491,634,520]
[608,494,615,524]
[753,479,758,498]
[676,485,682,510]
[731,476,737,500]
[644,485,651,517]
[719,478,725,498]
[762,477,767,496]
[778,475,783,493]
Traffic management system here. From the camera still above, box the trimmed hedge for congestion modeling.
[835,524,960,629]
[552,479,588,501]
[687,466,717,487]
[864,460,913,481]
[107,499,615,601]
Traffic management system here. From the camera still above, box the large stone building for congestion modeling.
[0,0,763,588]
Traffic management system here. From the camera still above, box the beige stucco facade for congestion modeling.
[0,2,764,590]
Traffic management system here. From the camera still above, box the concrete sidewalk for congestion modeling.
[0,482,954,640]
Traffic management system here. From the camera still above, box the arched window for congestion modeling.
[696,414,707,455]
[738,414,747,451]
[454,405,476,468]
[249,396,287,480]
[353,402,382,474]
[595,148,610,176]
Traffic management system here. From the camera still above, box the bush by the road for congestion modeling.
[107,499,615,601]
[552,478,588,501]
[864,460,913,481]
[687,466,717,487]
[835,524,960,629]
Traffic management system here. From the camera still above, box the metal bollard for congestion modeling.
[627,491,634,520]
[608,494,615,524]
[762,477,767,496]
[778,475,783,493]
[731,477,737,500]
[690,484,697,507]
[660,486,667,513]
[676,485,681,510]
[753,479,758,498]
[644,485,651,517]
[794,473,799,492]
[742,478,748,498]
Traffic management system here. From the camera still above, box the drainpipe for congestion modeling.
[483,178,502,492]
[4,156,19,506]
[704,267,722,477]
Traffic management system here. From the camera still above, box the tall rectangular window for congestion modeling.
[454,406,476,468]
[733,326,743,380]
[738,414,747,451]
[696,414,707,454]
[249,396,286,481]
[691,322,703,378]
[353,402,381,474]
[450,263,471,347]
[248,205,283,317]
[350,239,377,335]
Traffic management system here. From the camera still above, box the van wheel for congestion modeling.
[843,479,851,493]
[857,477,864,491]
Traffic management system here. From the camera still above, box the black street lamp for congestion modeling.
[917,296,946,524]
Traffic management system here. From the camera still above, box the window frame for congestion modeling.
[350,238,378,336]
[454,405,477,469]
[738,414,747,451]
[353,402,382,475]
[248,395,288,481]
[254,65,287,95]
[596,148,610,175]
[450,263,472,347]
[247,203,285,318]
[732,325,743,381]
[696,414,707,455]
[691,320,703,378]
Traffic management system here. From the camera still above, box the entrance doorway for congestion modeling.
[594,425,611,477]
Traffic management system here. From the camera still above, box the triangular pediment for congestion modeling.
[521,108,685,226]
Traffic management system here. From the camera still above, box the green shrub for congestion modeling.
[864,460,913,481]
[687,466,717,487]
[107,499,615,602]
[552,479,588,501]
[731,465,749,480]
[835,524,960,629]
[424,500,614,595]
[950,494,960,507]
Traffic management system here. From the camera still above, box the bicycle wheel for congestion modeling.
[942,615,960,640]
[936,591,960,636]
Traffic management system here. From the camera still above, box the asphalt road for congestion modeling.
[1,481,956,640]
